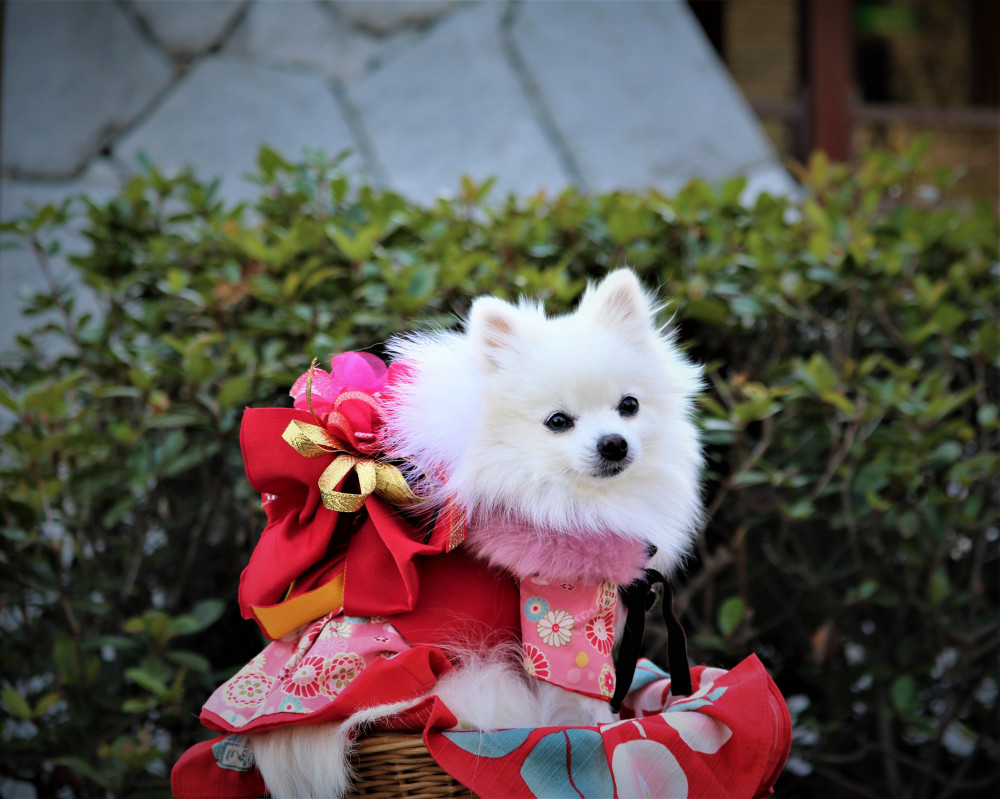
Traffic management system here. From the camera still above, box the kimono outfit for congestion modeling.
[172,358,792,798]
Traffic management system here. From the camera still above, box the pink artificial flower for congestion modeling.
[290,352,389,453]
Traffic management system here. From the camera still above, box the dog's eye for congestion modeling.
[545,412,574,432]
[618,396,639,417]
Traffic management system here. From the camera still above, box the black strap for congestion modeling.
[609,569,691,713]
[659,576,693,697]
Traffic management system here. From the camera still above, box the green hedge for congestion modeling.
[1,142,997,797]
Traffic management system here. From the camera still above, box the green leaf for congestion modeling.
[328,223,382,263]
[808,230,832,261]
[698,395,730,420]
[408,268,437,299]
[782,500,815,520]
[123,617,147,635]
[125,609,172,642]
[929,440,963,465]
[190,599,225,629]
[865,490,892,512]
[717,175,748,206]
[891,675,917,713]
[932,303,964,335]
[731,470,769,488]
[166,650,212,673]
[167,600,225,638]
[163,440,221,477]
[928,568,950,605]
[218,375,250,409]
[143,411,208,430]
[0,385,19,413]
[799,353,838,395]
[124,667,170,696]
[257,145,291,178]
[1,687,32,719]
[33,692,62,717]
[847,579,878,602]
[718,596,746,636]
[686,298,728,326]
[820,390,855,416]
[122,697,157,714]
[29,204,58,231]
[53,636,80,686]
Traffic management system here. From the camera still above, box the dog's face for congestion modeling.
[542,393,640,480]
[492,326,659,489]
[546,397,637,479]
[465,270,698,510]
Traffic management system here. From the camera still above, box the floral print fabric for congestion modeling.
[203,613,408,729]
[204,576,622,731]
[519,577,619,700]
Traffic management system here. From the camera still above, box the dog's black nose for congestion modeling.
[597,434,628,461]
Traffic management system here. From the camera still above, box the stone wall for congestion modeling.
[1,0,792,347]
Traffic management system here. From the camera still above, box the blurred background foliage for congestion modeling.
[0,141,996,798]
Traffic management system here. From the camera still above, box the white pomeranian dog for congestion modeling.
[251,268,703,797]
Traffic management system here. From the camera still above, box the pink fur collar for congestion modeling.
[466,514,649,585]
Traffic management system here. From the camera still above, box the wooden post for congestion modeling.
[971,0,999,106]
[809,0,853,161]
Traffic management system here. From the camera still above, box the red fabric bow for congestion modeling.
[238,407,463,639]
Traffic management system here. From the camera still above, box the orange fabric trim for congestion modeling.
[251,571,345,640]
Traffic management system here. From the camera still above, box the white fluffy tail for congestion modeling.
[252,722,355,799]
[250,697,423,799]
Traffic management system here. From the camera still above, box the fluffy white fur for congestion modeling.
[251,270,703,797]
[252,697,421,799]
[383,268,703,578]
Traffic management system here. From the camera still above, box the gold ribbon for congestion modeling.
[281,419,421,512]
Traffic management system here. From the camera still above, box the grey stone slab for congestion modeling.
[510,0,794,195]
[350,2,568,202]
[741,161,799,202]
[131,0,247,57]
[0,161,121,352]
[114,55,361,202]
[336,0,460,35]
[1,0,174,177]
[227,0,383,80]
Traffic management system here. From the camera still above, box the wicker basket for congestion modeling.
[346,732,475,798]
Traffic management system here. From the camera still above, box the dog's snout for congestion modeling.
[597,434,628,461]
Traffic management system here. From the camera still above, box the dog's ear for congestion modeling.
[468,296,522,373]
[583,269,656,340]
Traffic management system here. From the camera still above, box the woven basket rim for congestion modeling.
[348,730,474,798]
